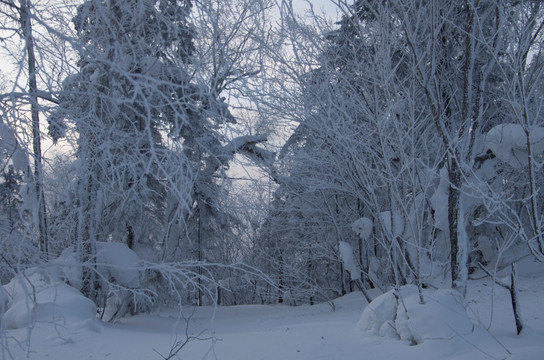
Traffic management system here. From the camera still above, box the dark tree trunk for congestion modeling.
[510,262,524,335]
[20,0,49,255]
[448,156,466,296]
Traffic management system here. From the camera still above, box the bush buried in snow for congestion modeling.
[358,285,474,345]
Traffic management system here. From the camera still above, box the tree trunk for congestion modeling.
[80,174,98,302]
[510,262,524,335]
[278,250,284,304]
[197,204,203,306]
[448,156,467,296]
[449,0,476,297]
[19,0,48,256]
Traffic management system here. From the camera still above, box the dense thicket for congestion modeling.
[259,0,544,310]
[1,0,274,313]
[0,0,543,334]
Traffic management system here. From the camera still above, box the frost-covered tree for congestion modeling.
[262,0,444,301]
[48,0,273,306]
[48,0,203,302]
[0,119,38,283]
[0,0,60,257]
[267,0,544,307]
[165,0,275,305]
[395,0,509,296]
[0,0,74,288]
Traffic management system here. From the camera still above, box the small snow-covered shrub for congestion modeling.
[358,285,474,345]
[1,268,97,330]
[357,288,398,337]
[95,242,141,289]
[92,242,147,321]
[30,242,146,323]
[54,247,83,289]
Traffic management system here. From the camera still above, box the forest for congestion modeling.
[1,0,543,358]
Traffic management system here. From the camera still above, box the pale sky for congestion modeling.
[293,0,343,18]
[0,0,348,161]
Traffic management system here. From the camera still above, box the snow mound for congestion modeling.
[352,217,373,240]
[379,211,404,236]
[54,242,141,290]
[1,269,98,330]
[55,247,84,289]
[430,166,449,233]
[0,285,8,316]
[339,241,361,280]
[358,285,474,345]
[1,242,144,330]
[96,242,141,288]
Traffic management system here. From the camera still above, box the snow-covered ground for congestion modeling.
[1,258,543,360]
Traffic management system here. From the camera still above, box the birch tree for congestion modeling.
[0,0,59,258]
